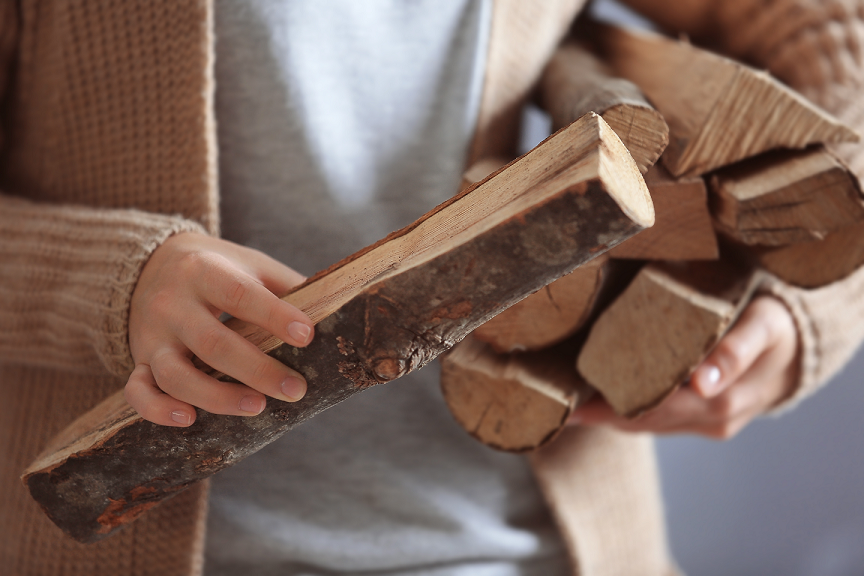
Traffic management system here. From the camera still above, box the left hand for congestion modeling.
[569,295,800,439]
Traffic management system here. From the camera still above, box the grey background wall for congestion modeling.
[522,2,864,573]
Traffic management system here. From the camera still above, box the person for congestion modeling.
[2,1,864,575]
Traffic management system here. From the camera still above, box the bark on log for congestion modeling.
[22,113,654,544]
[610,163,718,260]
[588,22,859,177]
[440,335,594,453]
[709,146,864,246]
[472,255,608,353]
[538,41,668,174]
[577,260,764,417]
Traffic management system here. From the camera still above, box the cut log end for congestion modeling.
[441,336,592,453]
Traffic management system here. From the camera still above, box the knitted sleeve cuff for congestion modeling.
[762,266,864,415]
[0,193,207,377]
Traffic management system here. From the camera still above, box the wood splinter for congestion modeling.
[441,335,594,453]
[23,113,654,544]
[577,260,765,418]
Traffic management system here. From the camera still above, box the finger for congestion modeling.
[195,253,314,347]
[691,304,772,398]
[236,248,308,297]
[124,363,197,427]
[150,349,269,416]
[177,314,307,402]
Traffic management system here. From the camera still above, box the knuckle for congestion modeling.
[197,325,231,358]
[177,249,208,277]
[223,278,251,310]
[250,356,273,386]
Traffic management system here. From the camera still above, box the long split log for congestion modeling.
[440,335,594,453]
[609,163,718,260]
[538,41,668,174]
[709,146,864,246]
[22,113,654,544]
[576,260,764,417]
[589,22,859,177]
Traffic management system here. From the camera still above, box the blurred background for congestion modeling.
[519,1,864,573]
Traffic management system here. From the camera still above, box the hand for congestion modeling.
[569,296,800,439]
[124,232,314,427]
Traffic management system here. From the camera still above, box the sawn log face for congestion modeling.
[24,179,645,544]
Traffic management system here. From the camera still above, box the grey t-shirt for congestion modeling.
[207,2,568,574]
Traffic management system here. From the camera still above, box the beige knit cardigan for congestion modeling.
[2,1,864,575]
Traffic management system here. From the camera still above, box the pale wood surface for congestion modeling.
[610,163,718,260]
[577,261,763,417]
[591,22,859,177]
[539,42,668,174]
[709,146,864,246]
[440,335,593,453]
[23,114,653,543]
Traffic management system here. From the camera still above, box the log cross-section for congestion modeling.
[22,113,654,544]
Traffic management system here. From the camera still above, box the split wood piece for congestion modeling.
[22,113,654,544]
[472,255,609,353]
[709,146,864,246]
[745,220,864,288]
[577,260,764,417]
[538,41,668,174]
[589,22,859,177]
[610,163,718,260]
[459,156,511,192]
[440,335,594,453]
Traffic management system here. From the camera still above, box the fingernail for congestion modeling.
[288,322,312,345]
[171,410,192,426]
[281,376,307,401]
[239,395,265,414]
[696,364,722,396]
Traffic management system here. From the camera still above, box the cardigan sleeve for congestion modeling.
[0,193,207,377]
[619,0,864,409]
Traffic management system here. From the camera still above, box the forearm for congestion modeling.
[0,192,206,376]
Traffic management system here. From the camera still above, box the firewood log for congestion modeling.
[440,335,594,453]
[588,22,858,177]
[22,113,654,544]
[472,255,609,353]
[742,220,864,288]
[610,163,718,260]
[538,41,668,174]
[709,146,864,246]
[577,260,764,417]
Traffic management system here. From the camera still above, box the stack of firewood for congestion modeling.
[440,22,863,453]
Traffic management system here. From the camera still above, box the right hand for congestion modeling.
[124,232,314,427]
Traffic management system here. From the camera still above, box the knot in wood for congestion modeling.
[372,358,406,382]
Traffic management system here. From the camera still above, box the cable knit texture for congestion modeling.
[2,0,863,574]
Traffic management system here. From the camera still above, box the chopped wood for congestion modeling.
[577,260,764,417]
[588,22,859,177]
[22,113,654,544]
[709,146,864,246]
[459,156,511,192]
[742,220,864,288]
[538,41,668,174]
[610,163,718,260]
[472,255,608,353]
[440,335,593,453]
